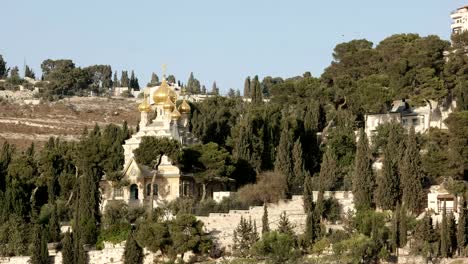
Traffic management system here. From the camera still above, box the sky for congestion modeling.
[0,0,465,94]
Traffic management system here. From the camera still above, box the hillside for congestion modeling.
[0,96,140,149]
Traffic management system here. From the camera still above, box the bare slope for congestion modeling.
[0,97,140,149]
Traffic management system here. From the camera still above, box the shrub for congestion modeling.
[323,197,342,223]
[252,231,299,264]
[96,222,131,250]
[237,172,287,206]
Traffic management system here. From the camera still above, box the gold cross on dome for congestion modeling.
[162,64,167,77]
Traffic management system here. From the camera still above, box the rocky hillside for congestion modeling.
[0,96,140,149]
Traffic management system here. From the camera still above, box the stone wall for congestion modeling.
[198,193,355,251]
[0,243,161,264]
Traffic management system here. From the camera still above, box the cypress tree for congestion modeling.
[391,204,400,253]
[400,127,424,214]
[375,146,400,210]
[305,208,319,245]
[243,76,250,98]
[30,226,49,264]
[201,85,206,94]
[124,231,143,264]
[25,65,35,79]
[303,174,314,213]
[62,231,74,264]
[113,71,120,87]
[292,139,307,195]
[149,72,159,86]
[399,205,407,247]
[0,55,6,79]
[457,198,467,256]
[121,71,129,87]
[440,205,449,258]
[262,203,269,234]
[274,122,293,189]
[212,81,219,95]
[352,129,375,210]
[49,203,61,242]
[317,148,338,191]
[448,211,457,257]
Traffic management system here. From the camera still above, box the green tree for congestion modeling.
[399,205,407,247]
[352,129,375,210]
[304,208,320,246]
[113,71,120,87]
[186,72,201,94]
[25,65,36,79]
[124,231,143,264]
[317,148,338,191]
[129,70,139,90]
[440,206,449,258]
[277,211,295,237]
[134,136,181,216]
[148,72,159,86]
[401,127,425,214]
[184,143,235,201]
[375,146,400,210]
[262,203,269,234]
[457,198,467,256]
[291,139,308,194]
[243,76,250,98]
[445,112,468,180]
[121,71,129,87]
[0,55,7,78]
[252,231,297,264]
[274,122,293,190]
[30,226,49,264]
[390,204,400,253]
[303,175,314,213]
[169,214,212,259]
[49,203,61,242]
[135,221,172,256]
[211,81,219,95]
[62,231,74,264]
[233,216,258,257]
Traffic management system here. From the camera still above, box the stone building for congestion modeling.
[451,6,468,35]
[100,74,199,211]
[364,99,455,141]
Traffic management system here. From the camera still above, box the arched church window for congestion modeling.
[130,184,139,200]
[146,184,158,196]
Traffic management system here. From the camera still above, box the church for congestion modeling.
[100,73,199,211]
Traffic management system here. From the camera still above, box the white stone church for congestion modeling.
[100,74,199,211]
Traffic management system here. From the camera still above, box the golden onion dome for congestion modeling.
[163,96,175,112]
[171,109,181,121]
[168,88,177,103]
[138,99,151,113]
[178,99,191,114]
[152,79,169,105]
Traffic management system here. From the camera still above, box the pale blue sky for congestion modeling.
[1,0,465,93]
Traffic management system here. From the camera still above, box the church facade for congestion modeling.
[100,75,199,211]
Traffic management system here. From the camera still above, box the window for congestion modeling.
[114,188,123,198]
[146,184,158,196]
[179,181,191,197]
[402,119,408,126]
[412,118,419,126]
[130,184,139,200]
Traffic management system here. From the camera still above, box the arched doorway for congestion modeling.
[130,184,139,200]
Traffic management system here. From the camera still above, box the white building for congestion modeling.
[451,6,468,34]
[364,99,455,141]
[100,76,199,211]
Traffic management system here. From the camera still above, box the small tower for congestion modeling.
[138,91,151,128]
[178,87,191,128]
